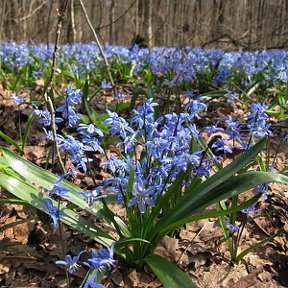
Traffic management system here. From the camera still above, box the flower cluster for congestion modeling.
[55,243,116,286]
[56,87,83,127]
[247,103,272,138]
[100,98,212,213]
[33,87,104,172]
[3,41,288,94]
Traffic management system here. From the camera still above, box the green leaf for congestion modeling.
[235,228,284,262]
[22,113,35,150]
[145,254,197,288]
[153,138,266,235]
[158,193,262,235]
[111,102,131,113]
[213,171,288,200]
[0,174,114,247]
[0,198,31,205]
[0,131,23,153]
[113,216,131,237]
[200,89,227,98]
[1,148,114,225]
[116,237,150,246]
[81,79,93,116]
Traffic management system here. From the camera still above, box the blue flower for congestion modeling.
[78,186,107,206]
[12,94,25,105]
[34,107,63,127]
[101,79,112,89]
[130,99,158,129]
[104,176,128,202]
[56,87,83,127]
[66,87,83,104]
[33,108,51,127]
[104,110,134,138]
[55,251,84,274]
[247,103,272,138]
[145,138,169,158]
[119,132,138,154]
[224,220,240,234]
[128,177,155,214]
[81,274,106,288]
[204,123,224,137]
[47,174,70,197]
[77,123,104,137]
[44,199,66,229]
[113,91,125,101]
[84,243,116,273]
[211,138,233,154]
[254,183,270,200]
[57,135,91,172]
[185,96,207,119]
[193,163,210,177]
[225,116,242,140]
[241,204,261,217]
[56,105,80,127]
[81,137,104,153]
[225,89,239,104]
[101,155,130,177]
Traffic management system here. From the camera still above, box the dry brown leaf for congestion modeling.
[155,235,180,261]
[110,268,125,286]
[0,262,10,275]
[228,267,262,288]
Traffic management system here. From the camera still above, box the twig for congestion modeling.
[70,0,76,43]
[19,1,49,21]
[0,0,7,69]
[176,222,208,264]
[79,0,115,87]
[96,0,137,31]
[42,0,69,174]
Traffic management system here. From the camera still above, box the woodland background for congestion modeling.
[0,0,288,50]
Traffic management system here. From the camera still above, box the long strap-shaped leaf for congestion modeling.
[169,171,288,222]
[0,174,114,247]
[153,139,266,233]
[1,148,114,225]
[145,254,197,288]
[212,171,288,199]
[158,192,262,235]
[157,171,288,236]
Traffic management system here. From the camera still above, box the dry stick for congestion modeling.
[79,0,115,87]
[70,0,76,43]
[42,2,70,278]
[42,0,69,174]
[19,1,49,21]
[176,222,209,265]
[0,0,7,69]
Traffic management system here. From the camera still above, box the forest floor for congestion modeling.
[0,84,288,288]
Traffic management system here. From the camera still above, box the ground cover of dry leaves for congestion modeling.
[0,83,288,288]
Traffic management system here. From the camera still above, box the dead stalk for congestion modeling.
[42,0,69,174]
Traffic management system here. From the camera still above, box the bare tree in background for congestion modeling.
[69,0,77,43]
[1,0,288,50]
[146,0,152,47]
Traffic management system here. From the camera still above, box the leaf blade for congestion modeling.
[145,254,197,288]
[0,174,114,247]
[153,139,266,234]
[2,147,114,224]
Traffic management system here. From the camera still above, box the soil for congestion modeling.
[0,83,288,288]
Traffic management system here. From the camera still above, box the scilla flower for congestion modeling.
[55,251,85,274]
